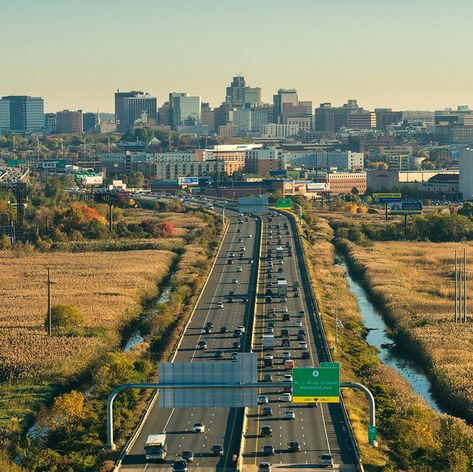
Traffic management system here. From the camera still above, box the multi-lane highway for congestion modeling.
[241,213,358,471]
[120,207,261,471]
[118,198,359,472]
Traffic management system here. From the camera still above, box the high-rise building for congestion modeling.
[170,92,200,128]
[459,149,473,199]
[314,100,363,133]
[244,87,262,107]
[158,101,172,126]
[0,99,10,135]
[201,103,215,133]
[83,112,97,133]
[56,110,83,134]
[115,90,157,133]
[375,108,402,130]
[2,95,44,132]
[226,76,246,107]
[250,105,271,133]
[233,108,252,133]
[282,101,312,122]
[44,113,57,134]
[273,89,298,123]
[346,111,376,129]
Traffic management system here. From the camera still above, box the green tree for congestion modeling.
[127,171,145,188]
[46,304,86,336]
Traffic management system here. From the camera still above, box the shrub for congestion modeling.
[46,304,86,336]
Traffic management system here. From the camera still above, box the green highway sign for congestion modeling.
[292,365,340,403]
[276,198,292,209]
[368,425,377,442]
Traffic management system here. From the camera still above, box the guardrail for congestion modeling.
[285,212,364,471]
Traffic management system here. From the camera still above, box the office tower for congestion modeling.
[250,105,271,133]
[225,76,246,107]
[0,99,10,135]
[44,113,57,134]
[225,76,262,107]
[233,108,252,133]
[273,89,298,123]
[169,92,200,128]
[83,112,97,133]
[56,110,83,134]
[214,103,233,130]
[244,87,262,106]
[158,102,172,126]
[2,95,44,132]
[346,111,376,129]
[115,90,157,133]
[201,103,215,133]
[460,149,473,199]
[375,108,402,130]
[314,100,363,133]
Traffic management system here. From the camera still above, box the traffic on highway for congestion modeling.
[119,198,358,471]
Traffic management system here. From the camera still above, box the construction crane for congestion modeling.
[0,167,29,242]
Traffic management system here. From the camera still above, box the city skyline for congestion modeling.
[1,0,472,112]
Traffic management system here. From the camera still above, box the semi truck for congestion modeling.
[262,334,275,351]
[145,433,167,461]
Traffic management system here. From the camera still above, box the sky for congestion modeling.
[1,0,472,113]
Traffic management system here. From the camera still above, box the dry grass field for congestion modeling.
[0,249,175,382]
[349,241,473,418]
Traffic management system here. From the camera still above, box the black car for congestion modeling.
[206,322,214,329]
[232,341,241,349]
[262,445,275,456]
[260,425,272,437]
[282,338,290,347]
[181,450,194,463]
[298,329,306,336]
[210,444,224,456]
[220,326,228,333]
[262,406,273,416]
[227,259,233,265]
[301,351,311,359]
[172,459,188,471]
[296,334,305,341]
[288,441,301,452]
[214,350,224,358]
[263,373,272,382]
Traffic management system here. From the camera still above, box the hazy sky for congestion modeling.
[1,0,472,113]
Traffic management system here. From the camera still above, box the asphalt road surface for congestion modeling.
[120,208,260,472]
[241,213,358,472]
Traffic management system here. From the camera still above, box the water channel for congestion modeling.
[338,259,442,413]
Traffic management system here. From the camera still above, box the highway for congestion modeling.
[241,212,358,471]
[120,206,261,472]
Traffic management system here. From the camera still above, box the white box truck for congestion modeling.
[277,280,287,296]
[262,334,275,351]
[145,433,167,461]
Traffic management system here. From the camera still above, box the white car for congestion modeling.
[216,302,224,309]
[237,326,246,333]
[294,321,303,327]
[237,267,243,272]
[283,410,296,420]
[248,234,252,238]
[258,395,269,404]
[320,453,334,467]
[193,422,205,433]
[280,393,292,402]
[283,374,292,382]
[299,342,308,349]
[232,279,239,284]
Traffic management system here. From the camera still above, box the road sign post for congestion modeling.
[368,425,377,442]
[292,365,340,403]
[276,198,292,209]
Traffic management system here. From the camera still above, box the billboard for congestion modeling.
[373,192,402,204]
[389,201,423,215]
[178,177,199,186]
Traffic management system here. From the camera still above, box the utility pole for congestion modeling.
[47,268,52,336]
[108,204,113,232]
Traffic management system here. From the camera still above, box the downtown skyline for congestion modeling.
[1,0,473,112]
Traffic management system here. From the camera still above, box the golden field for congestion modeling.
[348,240,473,419]
[0,249,175,382]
